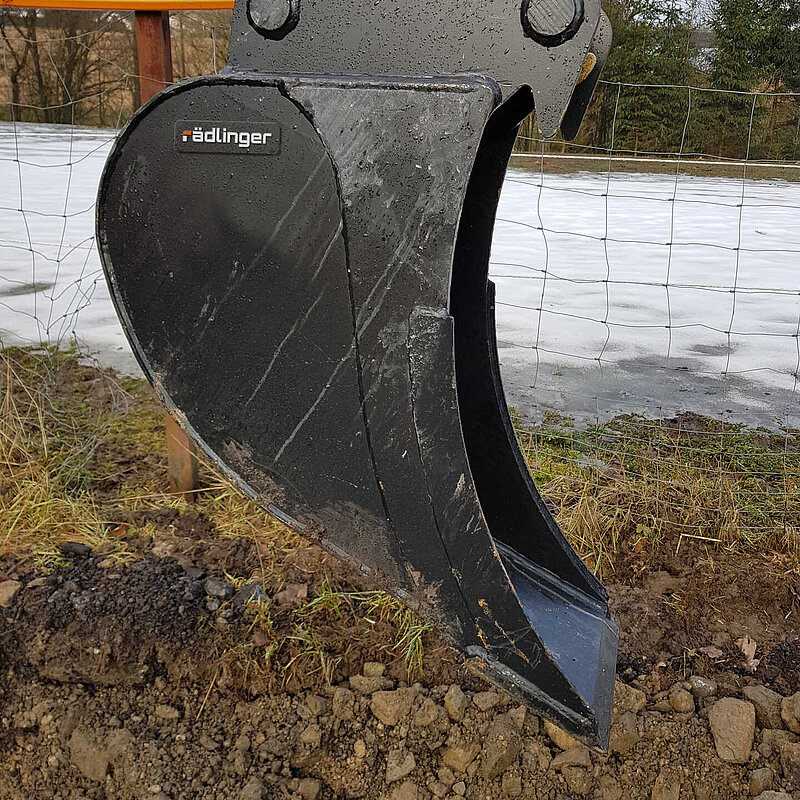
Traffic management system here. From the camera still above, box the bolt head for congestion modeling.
[522,0,582,46]
[248,0,296,37]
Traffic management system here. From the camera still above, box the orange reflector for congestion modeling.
[577,52,597,84]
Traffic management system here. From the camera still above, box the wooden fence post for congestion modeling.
[134,10,199,499]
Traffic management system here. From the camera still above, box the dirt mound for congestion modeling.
[2,542,800,800]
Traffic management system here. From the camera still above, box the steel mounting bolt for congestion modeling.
[248,0,298,39]
[521,0,583,47]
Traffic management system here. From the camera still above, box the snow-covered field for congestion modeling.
[2,122,799,428]
[0,123,122,364]
[494,163,800,428]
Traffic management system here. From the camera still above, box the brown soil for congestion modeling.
[609,547,800,695]
[1,510,799,799]
[508,153,800,182]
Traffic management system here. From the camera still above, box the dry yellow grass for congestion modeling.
[4,346,798,581]
[514,409,800,579]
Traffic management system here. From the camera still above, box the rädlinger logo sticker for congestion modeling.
[175,120,281,154]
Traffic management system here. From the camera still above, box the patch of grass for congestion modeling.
[512,409,800,578]
[508,153,800,183]
[384,605,434,680]
[0,347,106,561]
[296,578,433,681]
[283,626,342,685]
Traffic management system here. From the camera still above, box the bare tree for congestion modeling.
[2,8,136,127]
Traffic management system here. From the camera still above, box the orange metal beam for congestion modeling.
[1,0,233,9]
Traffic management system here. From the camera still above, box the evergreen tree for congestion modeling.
[758,0,800,158]
[702,0,768,156]
[578,0,698,154]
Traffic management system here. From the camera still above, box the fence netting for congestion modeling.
[1,9,798,572]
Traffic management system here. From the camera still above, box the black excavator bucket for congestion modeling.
[97,0,618,747]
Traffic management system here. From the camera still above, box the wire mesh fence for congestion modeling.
[500,82,800,568]
[0,9,230,126]
[1,9,798,570]
[0,8,229,365]
[501,84,800,429]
